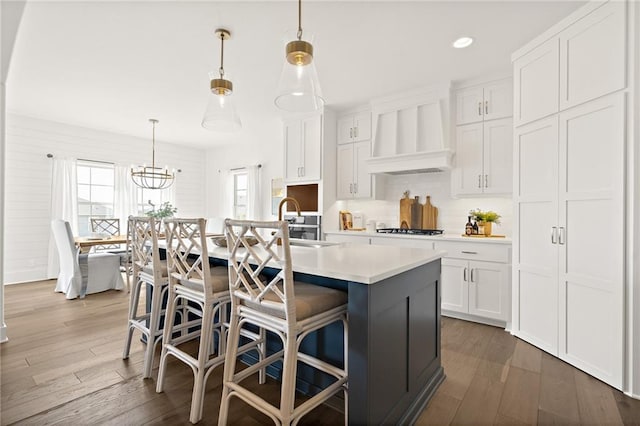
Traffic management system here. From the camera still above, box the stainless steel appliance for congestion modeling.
[283,214,322,240]
[376,228,443,235]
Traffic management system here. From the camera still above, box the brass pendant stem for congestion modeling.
[297,0,302,40]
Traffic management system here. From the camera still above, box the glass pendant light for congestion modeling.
[274,0,324,112]
[202,28,242,132]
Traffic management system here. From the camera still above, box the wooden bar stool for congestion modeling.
[156,218,264,424]
[123,216,169,378]
[219,219,348,426]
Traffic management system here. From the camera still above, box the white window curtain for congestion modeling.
[114,164,138,228]
[47,157,78,278]
[246,165,262,220]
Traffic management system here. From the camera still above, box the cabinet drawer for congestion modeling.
[434,241,511,263]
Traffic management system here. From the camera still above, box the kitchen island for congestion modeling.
[207,241,446,425]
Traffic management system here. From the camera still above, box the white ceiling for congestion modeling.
[7,1,583,148]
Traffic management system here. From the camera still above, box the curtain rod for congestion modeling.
[45,154,114,166]
[230,164,262,171]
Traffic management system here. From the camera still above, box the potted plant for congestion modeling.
[146,201,177,220]
[469,208,501,236]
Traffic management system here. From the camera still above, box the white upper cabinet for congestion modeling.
[337,112,371,145]
[453,118,512,196]
[283,115,322,183]
[337,140,372,199]
[455,79,513,125]
[513,1,626,128]
[559,1,626,110]
[513,38,560,126]
[453,75,513,197]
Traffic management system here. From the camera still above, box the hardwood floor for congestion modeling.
[2,280,640,425]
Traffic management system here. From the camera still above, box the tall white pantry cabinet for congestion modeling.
[512,0,639,395]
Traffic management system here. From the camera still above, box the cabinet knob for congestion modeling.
[354,126,358,138]
[551,226,558,244]
[485,100,489,115]
[470,268,475,283]
[349,183,353,194]
[350,128,353,138]
[478,175,482,188]
[463,267,468,282]
[485,174,488,188]
[558,227,565,245]
[478,102,482,116]
[354,182,358,193]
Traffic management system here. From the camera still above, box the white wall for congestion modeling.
[205,116,283,222]
[3,114,207,284]
[335,171,513,236]
[1,0,28,342]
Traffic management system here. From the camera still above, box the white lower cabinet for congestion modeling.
[436,241,511,326]
[442,258,509,322]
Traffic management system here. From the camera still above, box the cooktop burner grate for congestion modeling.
[376,228,444,235]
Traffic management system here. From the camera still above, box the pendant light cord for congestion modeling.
[151,120,156,169]
[219,33,225,78]
[297,0,303,40]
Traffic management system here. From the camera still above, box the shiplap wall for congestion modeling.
[4,114,207,284]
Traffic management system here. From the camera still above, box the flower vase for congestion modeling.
[478,221,492,236]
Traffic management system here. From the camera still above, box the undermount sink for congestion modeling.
[288,239,334,249]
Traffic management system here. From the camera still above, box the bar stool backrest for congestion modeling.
[130,216,163,283]
[224,219,296,324]
[163,218,217,297]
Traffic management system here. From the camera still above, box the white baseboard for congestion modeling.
[0,323,7,343]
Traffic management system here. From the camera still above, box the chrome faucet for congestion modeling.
[278,197,302,222]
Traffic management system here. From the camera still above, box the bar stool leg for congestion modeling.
[156,289,178,394]
[143,281,164,378]
[218,310,241,425]
[123,278,142,359]
[190,301,214,424]
[279,333,299,425]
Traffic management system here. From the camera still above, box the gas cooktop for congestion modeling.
[376,228,444,235]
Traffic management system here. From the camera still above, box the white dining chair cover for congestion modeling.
[51,220,124,299]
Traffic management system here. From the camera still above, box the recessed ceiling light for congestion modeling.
[453,37,474,49]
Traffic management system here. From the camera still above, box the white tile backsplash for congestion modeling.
[344,171,513,236]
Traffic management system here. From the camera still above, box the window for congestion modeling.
[77,161,115,236]
[233,172,248,219]
[136,187,170,216]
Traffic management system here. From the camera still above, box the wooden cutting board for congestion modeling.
[422,195,438,230]
[411,196,423,229]
[399,192,413,229]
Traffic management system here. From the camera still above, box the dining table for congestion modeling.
[74,235,128,253]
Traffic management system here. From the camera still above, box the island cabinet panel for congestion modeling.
[348,260,444,425]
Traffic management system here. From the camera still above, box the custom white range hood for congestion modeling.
[366,84,453,174]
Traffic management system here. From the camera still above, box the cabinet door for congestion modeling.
[337,116,354,145]
[301,115,322,180]
[353,140,371,198]
[283,120,302,182]
[353,112,371,142]
[454,123,484,194]
[559,1,626,111]
[513,116,559,355]
[441,258,468,314]
[483,118,513,194]
[468,261,509,321]
[514,37,559,127]
[336,143,354,200]
[557,94,624,388]
[455,86,484,125]
[483,79,513,121]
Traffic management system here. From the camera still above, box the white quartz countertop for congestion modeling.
[324,230,512,244]
[206,242,445,285]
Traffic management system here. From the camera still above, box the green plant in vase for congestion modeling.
[146,201,178,219]
[469,208,501,236]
